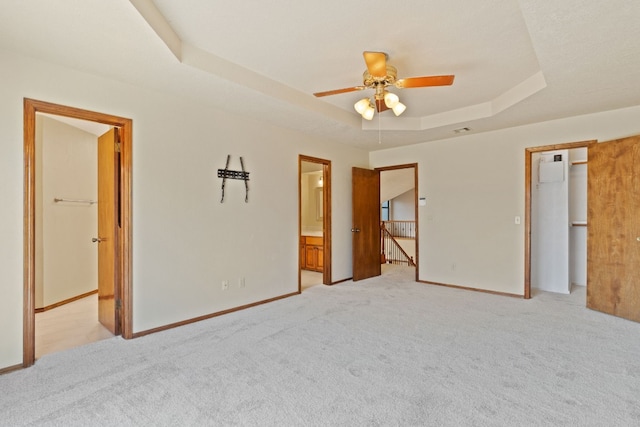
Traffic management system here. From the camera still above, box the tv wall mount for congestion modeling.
[218,154,250,203]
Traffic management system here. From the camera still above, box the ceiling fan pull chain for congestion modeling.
[378,110,382,144]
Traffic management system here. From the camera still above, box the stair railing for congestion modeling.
[380,222,416,266]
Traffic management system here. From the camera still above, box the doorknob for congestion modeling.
[351,228,360,232]
[92,237,104,243]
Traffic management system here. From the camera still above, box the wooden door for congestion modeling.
[352,167,381,281]
[97,128,120,334]
[587,135,640,322]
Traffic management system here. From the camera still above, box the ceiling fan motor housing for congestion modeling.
[362,65,397,90]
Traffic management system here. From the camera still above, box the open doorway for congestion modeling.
[299,156,331,291]
[524,140,592,299]
[351,164,418,282]
[34,114,113,358]
[378,165,418,280]
[23,99,133,367]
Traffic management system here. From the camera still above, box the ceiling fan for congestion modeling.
[313,51,455,120]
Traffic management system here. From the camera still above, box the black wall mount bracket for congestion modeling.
[218,155,250,203]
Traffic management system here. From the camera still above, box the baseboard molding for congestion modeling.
[330,277,352,285]
[35,289,99,313]
[419,280,523,298]
[132,291,300,338]
[0,363,23,376]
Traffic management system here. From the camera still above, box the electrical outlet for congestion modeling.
[221,280,229,290]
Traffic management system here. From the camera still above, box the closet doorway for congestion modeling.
[524,140,592,299]
[23,99,133,367]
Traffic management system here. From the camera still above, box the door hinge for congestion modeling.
[115,142,121,153]
[115,299,122,310]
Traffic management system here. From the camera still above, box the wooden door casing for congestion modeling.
[298,156,332,286]
[24,98,132,367]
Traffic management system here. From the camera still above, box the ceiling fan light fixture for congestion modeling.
[362,104,375,120]
[384,91,400,108]
[354,98,371,115]
[314,51,455,125]
[392,102,406,116]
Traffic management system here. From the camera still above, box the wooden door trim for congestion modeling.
[298,155,332,287]
[523,140,595,299]
[375,163,419,281]
[23,98,133,367]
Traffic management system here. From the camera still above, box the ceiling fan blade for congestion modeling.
[363,51,388,78]
[395,75,455,89]
[375,99,390,113]
[313,86,365,97]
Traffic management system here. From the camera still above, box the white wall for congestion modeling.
[370,105,640,295]
[0,48,368,369]
[37,116,98,307]
[390,189,415,221]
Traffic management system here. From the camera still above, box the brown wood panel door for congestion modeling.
[352,167,381,281]
[316,246,324,271]
[97,128,119,334]
[305,245,317,270]
[300,238,306,269]
[587,135,640,322]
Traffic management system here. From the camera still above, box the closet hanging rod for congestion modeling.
[53,198,97,205]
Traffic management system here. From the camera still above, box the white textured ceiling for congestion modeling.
[1,0,639,151]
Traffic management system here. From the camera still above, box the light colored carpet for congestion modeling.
[1,265,639,426]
